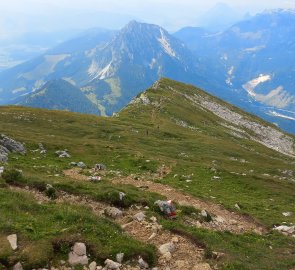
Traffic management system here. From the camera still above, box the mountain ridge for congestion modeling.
[0,12,294,133]
[0,78,294,269]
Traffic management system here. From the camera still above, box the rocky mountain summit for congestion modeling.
[0,21,205,117]
[0,11,295,133]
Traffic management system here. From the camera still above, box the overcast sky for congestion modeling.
[1,0,295,39]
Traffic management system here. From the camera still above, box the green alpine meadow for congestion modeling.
[0,78,294,270]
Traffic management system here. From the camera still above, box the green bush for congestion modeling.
[45,187,57,200]
[204,247,214,259]
[1,169,25,185]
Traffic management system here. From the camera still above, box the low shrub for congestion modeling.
[1,169,25,185]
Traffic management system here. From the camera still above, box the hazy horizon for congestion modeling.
[1,0,295,41]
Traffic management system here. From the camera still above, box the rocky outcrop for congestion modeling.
[7,234,17,250]
[133,212,146,222]
[0,135,26,163]
[104,207,123,219]
[13,262,23,270]
[0,146,9,163]
[273,225,295,237]
[138,257,149,269]
[104,259,121,269]
[159,242,176,261]
[0,134,26,154]
[197,96,294,157]
[116,253,124,263]
[68,242,89,266]
[89,261,97,270]
[172,89,295,157]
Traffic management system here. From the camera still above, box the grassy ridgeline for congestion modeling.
[0,78,294,269]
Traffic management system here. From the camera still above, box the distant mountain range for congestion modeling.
[0,30,83,72]
[176,9,295,133]
[0,21,211,116]
[0,9,294,133]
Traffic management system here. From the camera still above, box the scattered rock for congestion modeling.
[214,216,225,224]
[55,150,71,158]
[150,216,157,223]
[212,251,225,260]
[192,263,212,270]
[73,242,87,256]
[138,257,149,269]
[121,221,133,229]
[174,260,186,268]
[94,164,106,171]
[68,242,88,266]
[159,242,175,255]
[7,234,17,250]
[116,253,124,263]
[282,212,292,217]
[151,223,162,232]
[119,192,126,201]
[38,143,47,154]
[89,261,97,270]
[89,176,102,182]
[148,232,157,240]
[104,259,121,270]
[162,252,172,261]
[105,207,123,219]
[0,166,4,176]
[133,212,146,222]
[171,236,179,243]
[274,225,295,235]
[77,162,87,168]
[201,209,208,218]
[13,262,23,270]
[69,162,78,167]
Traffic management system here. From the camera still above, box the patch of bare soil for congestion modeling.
[112,176,266,235]
[9,186,213,270]
[63,168,265,234]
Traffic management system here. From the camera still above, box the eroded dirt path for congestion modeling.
[10,186,211,270]
[63,168,266,235]
[113,176,266,235]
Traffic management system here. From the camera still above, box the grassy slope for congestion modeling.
[0,78,295,269]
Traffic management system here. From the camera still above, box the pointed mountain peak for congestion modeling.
[125,20,142,27]
[123,20,146,31]
[122,20,166,34]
